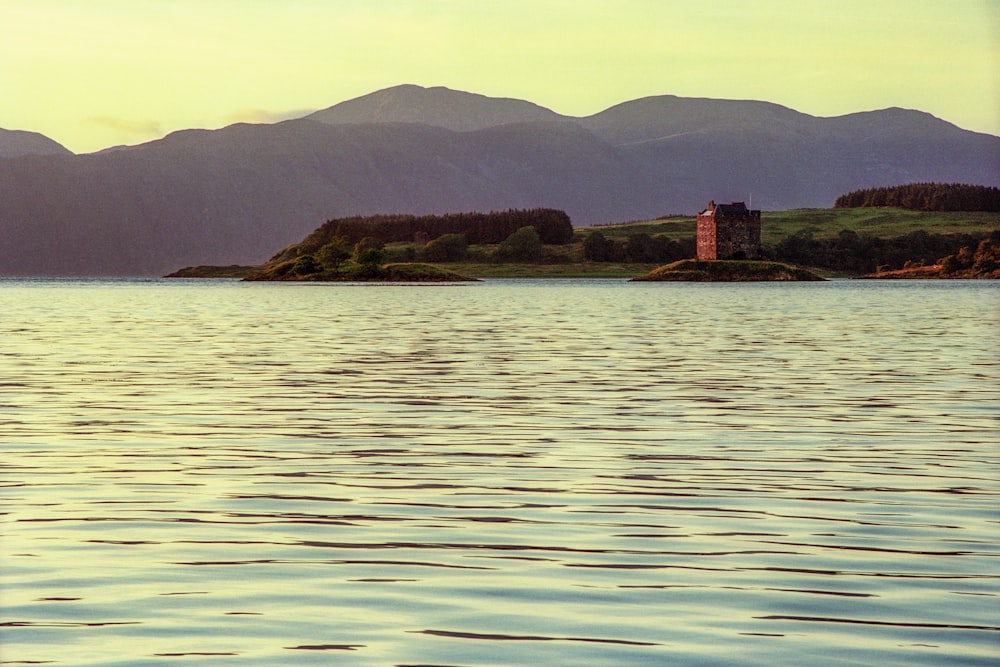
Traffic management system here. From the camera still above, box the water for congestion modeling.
[1,278,998,666]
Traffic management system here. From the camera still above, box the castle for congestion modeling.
[696,200,761,260]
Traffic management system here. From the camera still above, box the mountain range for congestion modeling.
[0,128,72,158]
[2,84,998,275]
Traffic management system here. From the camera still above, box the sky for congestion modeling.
[2,0,997,154]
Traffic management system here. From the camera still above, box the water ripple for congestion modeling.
[1,278,998,666]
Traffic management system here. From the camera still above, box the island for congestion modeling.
[245,261,477,282]
[631,259,824,282]
[165,265,259,279]
[164,194,999,281]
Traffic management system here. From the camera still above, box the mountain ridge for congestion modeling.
[0,128,73,158]
[1,84,997,276]
[307,84,567,131]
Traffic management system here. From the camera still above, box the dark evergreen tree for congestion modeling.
[583,231,609,261]
[835,183,1000,212]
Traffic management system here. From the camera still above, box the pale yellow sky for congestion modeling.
[2,0,997,153]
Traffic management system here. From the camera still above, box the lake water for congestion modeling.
[1,278,998,666]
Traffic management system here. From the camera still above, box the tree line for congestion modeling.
[283,208,573,261]
[771,229,993,273]
[582,228,996,274]
[583,231,695,264]
[271,225,547,278]
[938,232,1000,277]
[834,183,1000,211]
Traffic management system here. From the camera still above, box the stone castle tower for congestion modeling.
[696,200,762,260]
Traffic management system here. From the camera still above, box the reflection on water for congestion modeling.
[1,278,998,666]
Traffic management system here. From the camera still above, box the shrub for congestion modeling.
[625,233,659,263]
[939,254,960,274]
[494,226,542,262]
[316,237,351,274]
[424,233,468,262]
[355,242,386,277]
[354,236,385,259]
[292,255,321,276]
[583,231,609,261]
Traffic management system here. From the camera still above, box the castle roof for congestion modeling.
[716,201,748,215]
[701,201,749,216]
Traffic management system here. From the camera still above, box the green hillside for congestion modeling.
[583,208,1000,245]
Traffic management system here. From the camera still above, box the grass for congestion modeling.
[583,208,1000,245]
[740,208,997,243]
[581,216,696,241]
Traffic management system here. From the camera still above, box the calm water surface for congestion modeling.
[1,278,998,666]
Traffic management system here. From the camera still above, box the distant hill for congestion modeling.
[1,85,998,276]
[0,128,72,158]
[307,84,566,130]
[579,94,808,144]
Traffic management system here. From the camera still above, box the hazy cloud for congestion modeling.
[86,116,163,137]
[223,108,313,125]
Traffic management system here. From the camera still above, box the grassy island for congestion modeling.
[632,259,824,282]
[245,262,477,282]
[164,206,999,281]
[165,265,259,278]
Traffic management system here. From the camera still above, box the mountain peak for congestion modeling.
[821,106,964,137]
[580,95,810,145]
[307,84,565,131]
[0,128,73,158]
